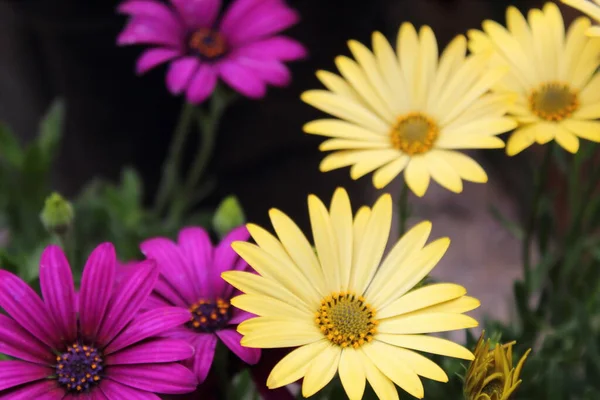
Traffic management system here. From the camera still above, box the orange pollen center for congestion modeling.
[188,298,231,333]
[529,82,579,121]
[189,28,227,59]
[315,292,378,349]
[390,112,439,155]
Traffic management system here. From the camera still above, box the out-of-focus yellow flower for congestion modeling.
[469,3,600,155]
[301,23,515,196]
[464,332,531,400]
[562,0,600,36]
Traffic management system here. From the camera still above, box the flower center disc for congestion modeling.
[529,82,579,121]
[56,342,103,393]
[189,28,227,59]
[188,298,231,333]
[390,112,439,155]
[481,379,505,397]
[315,292,378,348]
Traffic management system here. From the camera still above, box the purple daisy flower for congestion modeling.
[140,226,260,383]
[0,243,198,399]
[117,0,307,103]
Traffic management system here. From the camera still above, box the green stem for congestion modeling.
[522,144,553,295]
[398,180,410,236]
[153,102,196,215]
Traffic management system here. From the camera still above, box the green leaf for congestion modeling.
[230,369,256,400]
[212,195,246,239]
[120,167,143,208]
[489,205,524,240]
[37,99,64,164]
[0,123,23,167]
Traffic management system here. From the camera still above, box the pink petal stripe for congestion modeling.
[136,48,181,75]
[0,361,52,391]
[177,227,213,298]
[142,293,173,310]
[0,314,53,364]
[219,0,279,35]
[106,339,194,365]
[0,380,63,400]
[218,60,266,98]
[79,243,116,341]
[216,329,260,364]
[117,17,182,48]
[0,271,59,349]
[223,2,300,46]
[96,261,159,346]
[238,36,307,61]
[153,279,189,307]
[39,245,77,344]
[212,226,249,298]
[170,0,222,30]
[190,333,217,383]
[165,57,200,95]
[117,0,182,33]
[107,363,198,394]
[186,64,218,104]
[101,380,160,400]
[140,238,198,304]
[104,307,191,355]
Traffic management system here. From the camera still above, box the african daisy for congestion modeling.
[562,0,600,36]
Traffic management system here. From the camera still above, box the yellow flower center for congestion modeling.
[315,292,378,348]
[390,112,439,155]
[528,82,579,121]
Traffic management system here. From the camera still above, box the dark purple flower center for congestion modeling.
[188,28,228,60]
[56,342,104,393]
[188,298,231,333]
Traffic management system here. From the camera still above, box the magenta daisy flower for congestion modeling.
[140,226,260,383]
[117,0,307,103]
[0,243,198,399]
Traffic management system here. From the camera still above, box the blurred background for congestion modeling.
[0,0,581,324]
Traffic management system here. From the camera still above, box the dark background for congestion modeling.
[0,0,570,230]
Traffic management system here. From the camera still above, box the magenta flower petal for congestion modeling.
[228,308,254,325]
[153,280,189,307]
[63,391,108,400]
[79,243,116,340]
[39,245,77,344]
[216,329,260,365]
[190,334,217,383]
[170,0,222,30]
[0,314,53,364]
[238,57,291,87]
[212,226,249,297]
[177,227,213,297]
[219,0,276,35]
[117,18,182,48]
[240,36,307,61]
[223,3,300,46]
[165,57,200,95]
[140,238,199,303]
[0,271,59,349]
[100,380,160,400]
[0,380,63,400]
[186,64,218,104]
[118,0,182,33]
[0,361,52,391]
[96,260,159,346]
[144,293,173,310]
[219,61,266,98]
[136,48,180,75]
[105,307,191,355]
[106,339,194,365]
[107,364,198,394]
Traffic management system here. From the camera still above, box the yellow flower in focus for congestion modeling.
[562,0,600,36]
[301,23,516,197]
[469,3,600,156]
[464,333,531,400]
[223,188,480,399]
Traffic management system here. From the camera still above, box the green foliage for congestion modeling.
[213,195,246,239]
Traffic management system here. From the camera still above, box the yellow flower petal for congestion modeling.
[319,149,399,172]
[448,93,517,127]
[349,151,400,180]
[239,317,322,348]
[532,122,557,145]
[304,119,388,139]
[267,339,330,389]
[506,125,536,156]
[528,8,554,81]
[361,351,399,400]
[329,188,353,290]
[571,37,600,89]
[572,103,600,120]
[315,70,362,103]
[588,25,600,36]
[415,25,438,108]
[561,17,592,81]
[372,31,410,113]
[407,295,481,314]
[427,35,467,109]
[398,22,419,103]
[404,157,431,197]
[362,342,425,399]
[378,313,478,335]
[339,349,366,400]
[580,73,600,104]
[554,126,580,153]
[309,194,342,290]
[435,134,506,149]
[562,0,600,22]
[231,294,311,319]
[377,283,467,319]
[431,150,488,183]
[319,138,389,151]
[221,271,309,308]
[372,156,410,189]
[425,152,464,193]
[561,119,600,142]
[302,345,341,397]
[375,342,449,382]
[506,6,534,58]
[376,334,474,360]
[442,117,516,137]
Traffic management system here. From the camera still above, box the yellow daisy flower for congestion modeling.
[223,188,480,399]
[468,2,600,156]
[300,23,516,197]
[464,333,531,400]
[562,0,600,36]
